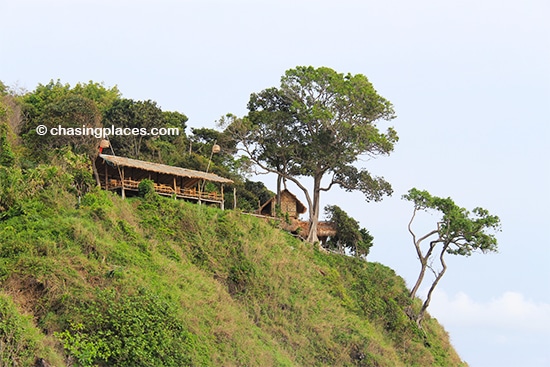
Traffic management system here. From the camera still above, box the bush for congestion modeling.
[79,188,113,219]
[138,179,155,198]
[0,124,15,168]
[0,293,40,367]
[56,289,209,367]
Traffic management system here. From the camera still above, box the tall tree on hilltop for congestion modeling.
[20,80,120,160]
[21,80,119,127]
[147,110,188,163]
[21,94,103,165]
[403,188,501,325]
[103,98,164,158]
[224,66,397,243]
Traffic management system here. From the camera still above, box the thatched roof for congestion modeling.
[98,154,233,184]
[317,221,337,237]
[282,219,337,238]
[259,189,307,215]
[281,189,307,214]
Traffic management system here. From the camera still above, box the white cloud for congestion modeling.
[429,289,550,334]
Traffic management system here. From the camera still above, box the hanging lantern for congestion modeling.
[99,139,110,148]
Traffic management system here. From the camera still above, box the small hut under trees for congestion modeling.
[257,189,337,242]
[95,154,233,209]
[257,189,307,219]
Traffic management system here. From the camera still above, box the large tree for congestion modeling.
[225,66,397,242]
[103,98,164,158]
[20,80,120,159]
[403,188,501,325]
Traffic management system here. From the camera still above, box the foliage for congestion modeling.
[0,293,40,366]
[137,178,156,199]
[162,110,188,132]
[225,66,397,242]
[103,98,164,158]
[20,80,119,163]
[0,97,17,167]
[402,188,501,324]
[0,81,7,96]
[55,289,204,367]
[0,162,75,221]
[0,178,467,366]
[70,81,121,113]
[0,123,15,168]
[10,79,284,215]
[21,80,119,128]
[39,95,101,153]
[0,79,469,367]
[324,205,373,258]
[52,147,96,200]
[0,167,23,217]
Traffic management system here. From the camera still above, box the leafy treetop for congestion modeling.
[403,188,501,257]
[225,66,398,242]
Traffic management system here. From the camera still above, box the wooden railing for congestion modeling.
[178,187,221,201]
[103,178,221,202]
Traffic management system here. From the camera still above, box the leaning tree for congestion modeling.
[224,66,397,243]
[403,188,501,325]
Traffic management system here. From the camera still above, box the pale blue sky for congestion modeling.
[2,1,549,366]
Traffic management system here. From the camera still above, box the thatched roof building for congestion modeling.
[257,189,337,242]
[96,154,233,208]
[285,219,337,243]
[257,189,307,219]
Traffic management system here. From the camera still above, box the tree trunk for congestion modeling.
[416,243,449,326]
[307,221,318,243]
[90,156,101,187]
[276,174,282,207]
[409,239,438,299]
[409,259,428,299]
[307,175,322,243]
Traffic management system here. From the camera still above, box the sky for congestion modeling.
[2,0,549,366]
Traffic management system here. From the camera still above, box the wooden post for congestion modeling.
[121,167,126,199]
[198,182,201,205]
[173,176,177,199]
[220,184,224,210]
[104,164,108,189]
[233,187,237,210]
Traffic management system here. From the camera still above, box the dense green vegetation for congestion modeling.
[0,184,466,366]
[1,79,467,366]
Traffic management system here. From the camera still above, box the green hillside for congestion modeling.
[0,174,466,366]
[0,80,467,366]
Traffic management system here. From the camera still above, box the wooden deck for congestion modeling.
[103,179,223,203]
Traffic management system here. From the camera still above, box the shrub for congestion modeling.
[138,179,155,198]
[56,289,209,367]
[79,188,113,219]
[0,293,40,367]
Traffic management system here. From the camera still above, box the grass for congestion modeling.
[0,182,468,366]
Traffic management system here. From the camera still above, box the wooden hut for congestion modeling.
[257,189,337,242]
[95,154,233,208]
[288,220,337,243]
[257,189,307,219]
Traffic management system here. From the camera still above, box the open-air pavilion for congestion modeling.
[96,154,234,209]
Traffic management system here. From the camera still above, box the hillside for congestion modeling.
[0,168,467,366]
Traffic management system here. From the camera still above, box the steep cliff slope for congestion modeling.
[0,182,466,366]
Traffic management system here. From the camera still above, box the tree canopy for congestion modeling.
[3,80,277,213]
[324,205,374,258]
[225,66,397,242]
